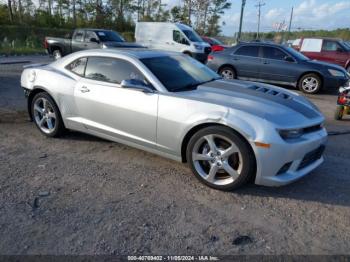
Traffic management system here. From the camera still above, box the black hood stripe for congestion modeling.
[199,81,319,119]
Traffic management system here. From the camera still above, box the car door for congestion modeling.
[71,30,86,52]
[83,30,101,50]
[73,56,158,148]
[321,40,347,67]
[231,45,261,80]
[260,46,297,84]
[171,30,190,52]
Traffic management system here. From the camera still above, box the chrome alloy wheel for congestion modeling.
[302,76,319,92]
[191,134,243,186]
[221,69,234,80]
[33,97,57,134]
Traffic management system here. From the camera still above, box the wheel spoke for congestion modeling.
[46,118,54,129]
[222,162,239,180]
[204,135,218,152]
[39,117,46,127]
[43,99,49,111]
[47,112,56,119]
[221,145,238,158]
[206,164,219,183]
[34,104,44,114]
[193,153,213,161]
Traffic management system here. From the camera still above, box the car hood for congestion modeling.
[103,41,143,48]
[304,59,346,71]
[180,79,324,127]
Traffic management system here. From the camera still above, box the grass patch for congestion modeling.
[0,47,46,56]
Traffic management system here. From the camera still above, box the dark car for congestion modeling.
[201,36,227,52]
[207,42,350,94]
[44,28,142,60]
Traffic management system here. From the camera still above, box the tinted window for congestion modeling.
[262,47,287,60]
[85,31,98,42]
[322,40,341,51]
[95,31,124,42]
[74,30,84,42]
[85,57,145,84]
[235,46,259,57]
[141,55,219,92]
[66,57,87,76]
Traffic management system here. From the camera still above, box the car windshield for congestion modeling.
[95,31,125,42]
[211,38,224,45]
[285,47,310,61]
[182,30,203,42]
[141,55,220,92]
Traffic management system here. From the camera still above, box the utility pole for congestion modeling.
[287,7,294,41]
[255,1,265,39]
[237,0,246,42]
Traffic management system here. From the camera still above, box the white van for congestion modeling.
[135,22,211,62]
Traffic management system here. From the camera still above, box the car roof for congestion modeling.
[237,42,286,48]
[73,48,179,59]
[76,28,114,32]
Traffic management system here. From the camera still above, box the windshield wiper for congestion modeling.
[199,77,222,85]
[172,82,200,92]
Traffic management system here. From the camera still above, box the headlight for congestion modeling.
[278,128,304,139]
[328,69,345,77]
[194,44,202,50]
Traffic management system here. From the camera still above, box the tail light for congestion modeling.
[212,45,225,52]
[43,38,48,49]
[338,95,347,105]
[207,55,214,61]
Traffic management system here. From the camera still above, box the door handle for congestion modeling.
[79,86,90,93]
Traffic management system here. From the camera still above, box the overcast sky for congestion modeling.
[163,0,350,36]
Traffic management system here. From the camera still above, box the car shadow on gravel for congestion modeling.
[234,171,350,207]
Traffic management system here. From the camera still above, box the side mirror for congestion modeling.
[120,79,154,93]
[336,47,343,52]
[90,38,99,43]
[284,56,294,62]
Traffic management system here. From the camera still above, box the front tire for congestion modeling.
[298,73,322,94]
[52,49,62,60]
[31,92,65,137]
[219,66,236,80]
[186,126,256,191]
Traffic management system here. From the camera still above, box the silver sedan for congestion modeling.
[21,49,327,190]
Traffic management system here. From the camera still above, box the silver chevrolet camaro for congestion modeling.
[21,49,327,190]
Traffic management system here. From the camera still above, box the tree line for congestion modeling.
[0,0,231,36]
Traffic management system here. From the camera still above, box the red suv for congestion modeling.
[293,38,350,72]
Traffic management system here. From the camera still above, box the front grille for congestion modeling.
[247,85,291,99]
[297,145,325,171]
[204,47,212,54]
[303,124,323,134]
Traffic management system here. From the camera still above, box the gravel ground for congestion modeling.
[0,56,349,255]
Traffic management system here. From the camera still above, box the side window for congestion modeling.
[235,46,259,57]
[65,57,87,76]
[84,57,146,84]
[263,47,288,60]
[74,30,84,42]
[322,40,340,51]
[173,30,189,45]
[85,31,98,42]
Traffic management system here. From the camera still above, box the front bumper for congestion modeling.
[254,127,328,187]
[323,75,349,89]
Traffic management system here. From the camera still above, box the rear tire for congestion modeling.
[334,105,344,120]
[219,66,236,80]
[298,73,322,94]
[31,92,65,137]
[186,126,255,191]
[52,49,62,60]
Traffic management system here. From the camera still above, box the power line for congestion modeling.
[255,0,265,39]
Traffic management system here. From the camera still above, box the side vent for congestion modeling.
[247,85,290,99]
